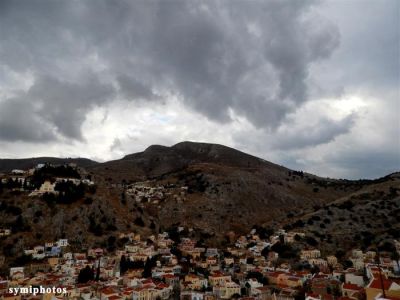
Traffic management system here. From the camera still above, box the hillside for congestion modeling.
[281,172,400,254]
[0,141,399,274]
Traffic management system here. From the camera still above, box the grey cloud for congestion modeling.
[324,148,400,180]
[0,97,56,142]
[0,0,343,136]
[144,1,341,126]
[310,0,399,95]
[270,114,356,150]
[117,74,157,101]
[110,138,122,152]
[0,0,397,180]
[0,74,114,141]
[232,113,356,154]
[28,75,115,139]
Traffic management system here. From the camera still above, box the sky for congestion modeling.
[0,0,399,179]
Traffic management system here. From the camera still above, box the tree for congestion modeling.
[95,259,101,281]
[271,242,299,259]
[14,254,32,266]
[343,260,353,270]
[261,246,270,258]
[391,251,400,274]
[326,286,332,295]
[55,181,85,204]
[170,245,182,260]
[246,271,268,285]
[335,249,345,260]
[107,235,116,251]
[378,241,396,253]
[77,265,94,283]
[13,215,28,232]
[143,257,157,278]
[120,255,128,274]
[167,227,181,243]
[150,221,156,230]
[84,197,93,205]
[121,192,126,205]
[305,236,318,247]
[339,274,345,283]
[311,265,320,275]
[43,192,56,206]
[134,217,145,227]
[23,180,28,191]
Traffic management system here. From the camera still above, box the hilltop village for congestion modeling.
[0,164,400,300]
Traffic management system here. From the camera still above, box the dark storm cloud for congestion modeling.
[0,74,114,141]
[0,0,342,141]
[0,97,56,142]
[28,75,115,139]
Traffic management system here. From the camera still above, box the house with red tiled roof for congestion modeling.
[275,287,298,300]
[341,283,365,300]
[311,277,341,299]
[365,277,400,300]
[286,276,303,288]
[100,287,119,300]
[107,296,123,300]
[251,286,272,300]
[264,271,285,285]
[208,272,231,287]
[305,292,321,300]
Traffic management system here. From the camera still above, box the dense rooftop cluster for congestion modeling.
[0,226,399,300]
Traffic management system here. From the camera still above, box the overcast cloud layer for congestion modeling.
[0,0,398,179]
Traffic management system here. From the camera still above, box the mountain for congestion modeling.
[0,141,399,272]
[91,141,285,181]
[88,141,399,244]
[0,157,98,173]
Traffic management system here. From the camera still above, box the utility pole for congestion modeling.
[376,248,386,299]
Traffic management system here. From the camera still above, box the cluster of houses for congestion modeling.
[1,227,400,300]
[0,229,11,237]
[1,164,65,184]
[28,177,94,198]
[22,240,69,261]
[0,163,94,197]
[124,182,188,204]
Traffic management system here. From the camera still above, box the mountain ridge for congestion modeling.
[0,157,98,173]
[1,141,397,181]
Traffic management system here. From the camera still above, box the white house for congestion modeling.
[57,239,68,247]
